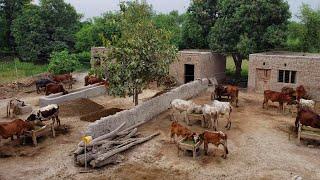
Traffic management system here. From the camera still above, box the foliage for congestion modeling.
[12,0,81,62]
[153,11,185,49]
[181,0,218,49]
[88,66,105,79]
[208,0,291,77]
[104,1,178,105]
[74,51,91,65]
[0,59,48,83]
[0,0,30,52]
[48,50,80,75]
[75,13,121,52]
[286,5,320,53]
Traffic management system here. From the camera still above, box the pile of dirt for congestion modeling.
[59,98,104,117]
[0,144,43,158]
[80,108,125,122]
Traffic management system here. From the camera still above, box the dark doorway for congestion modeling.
[184,64,195,83]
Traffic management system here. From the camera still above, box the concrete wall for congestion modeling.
[169,50,226,85]
[39,84,107,107]
[86,78,209,138]
[248,52,320,100]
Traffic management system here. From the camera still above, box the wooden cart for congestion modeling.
[186,113,206,127]
[177,137,202,159]
[25,124,55,146]
[298,123,320,143]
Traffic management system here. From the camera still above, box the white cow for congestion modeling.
[171,99,197,122]
[211,100,233,130]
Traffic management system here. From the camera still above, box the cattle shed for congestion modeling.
[169,50,226,85]
[248,52,320,100]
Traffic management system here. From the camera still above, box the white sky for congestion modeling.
[33,0,320,21]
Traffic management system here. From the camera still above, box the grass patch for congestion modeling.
[226,56,249,77]
[0,59,48,83]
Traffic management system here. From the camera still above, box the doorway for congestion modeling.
[256,69,271,93]
[184,64,195,83]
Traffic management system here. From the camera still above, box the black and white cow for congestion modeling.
[27,104,60,126]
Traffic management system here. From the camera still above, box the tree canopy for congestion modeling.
[104,1,178,105]
[209,0,291,77]
[12,0,81,62]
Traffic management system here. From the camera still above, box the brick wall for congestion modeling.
[248,53,320,100]
[85,79,209,138]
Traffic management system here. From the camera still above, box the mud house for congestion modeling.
[169,50,226,85]
[248,52,320,100]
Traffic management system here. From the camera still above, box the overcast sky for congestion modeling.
[34,0,320,21]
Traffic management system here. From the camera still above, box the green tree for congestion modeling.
[0,0,30,53]
[48,50,80,75]
[12,0,81,62]
[105,1,177,105]
[209,0,290,78]
[181,0,218,49]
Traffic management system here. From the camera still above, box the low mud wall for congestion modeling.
[86,78,209,138]
[39,84,107,107]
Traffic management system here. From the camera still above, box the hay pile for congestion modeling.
[59,98,104,117]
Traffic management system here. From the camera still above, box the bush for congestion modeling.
[48,50,80,75]
[75,51,91,65]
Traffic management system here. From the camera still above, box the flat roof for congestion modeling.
[250,51,320,59]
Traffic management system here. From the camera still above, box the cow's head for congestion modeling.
[192,133,201,144]
[27,113,38,121]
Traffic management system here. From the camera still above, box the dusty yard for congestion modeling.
[0,83,320,179]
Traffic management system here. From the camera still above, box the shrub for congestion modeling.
[48,50,80,75]
[75,51,91,65]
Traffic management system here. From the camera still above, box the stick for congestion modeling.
[89,154,124,168]
[90,132,160,168]
[117,121,148,135]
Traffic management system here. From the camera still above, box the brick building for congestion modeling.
[248,52,320,100]
[169,50,226,85]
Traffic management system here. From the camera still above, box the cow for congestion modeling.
[52,73,73,89]
[170,99,197,122]
[199,130,229,159]
[296,85,307,101]
[27,104,61,126]
[6,98,25,117]
[214,85,239,107]
[263,90,292,112]
[170,121,199,143]
[202,104,219,130]
[35,79,55,94]
[84,75,104,86]
[0,119,33,141]
[211,100,233,130]
[45,83,68,96]
[295,108,320,132]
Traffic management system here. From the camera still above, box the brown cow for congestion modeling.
[199,130,229,159]
[0,119,33,141]
[295,108,320,131]
[84,75,104,86]
[45,83,68,96]
[53,73,73,89]
[214,85,239,107]
[263,90,292,112]
[170,121,198,143]
[296,85,307,101]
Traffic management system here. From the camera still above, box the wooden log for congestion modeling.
[117,121,148,135]
[78,122,126,147]
[90,132,160,168]
[89,154,124,168]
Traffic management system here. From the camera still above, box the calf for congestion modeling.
[171,99,197,122]
[211,100,233,130]
[6,98,25,117]
[170,121,199,143]
[199,130,229,159]
[53,73,73,89]
[45,83,68,96]
[36,79,54,93]
[84,75,104,86]
[0,119,33,141]
[27,104,61,126]
[296,85,307,101]
[263,90,292,112]
[202,104,219,130]
[295,108,320,131]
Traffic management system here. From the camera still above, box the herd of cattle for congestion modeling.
[169,84,320,159]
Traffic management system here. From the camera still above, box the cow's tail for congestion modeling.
[6,100,10,117]
[225,134,229,154]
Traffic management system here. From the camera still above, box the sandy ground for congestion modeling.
[0,79,320,179]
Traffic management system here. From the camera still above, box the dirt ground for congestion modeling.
[0,78,320,179]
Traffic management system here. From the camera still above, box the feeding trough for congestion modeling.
[177,137,202,159]
[25,124,55,146]
[186,113,206,127]
[298,124,320,143]
[39,84,107,107]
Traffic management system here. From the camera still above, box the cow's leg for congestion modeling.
[204,141,209,155]
[56,116,61,126]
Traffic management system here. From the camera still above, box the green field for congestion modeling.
[226,56,249,77]
[0,60,48,83]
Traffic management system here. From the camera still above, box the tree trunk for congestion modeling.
[232,54,243,79]
[134,89,139,106]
